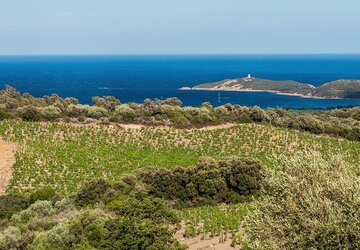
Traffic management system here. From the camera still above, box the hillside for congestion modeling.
[0,121,358,194]
[0,87,360,249]
[186,76,360,99]
[0,121,359,249]
[312,79,360,99]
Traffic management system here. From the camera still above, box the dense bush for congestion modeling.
[92,96,120,112]
[14,200,56,223]
[29,187,57,204]
[1,193,184,249]
[16,106,41,121]
[100,197,183,249]
[0,226,23,250]
[114,104,135,122]
[74,178,112,207]
[138,156,266,207]
[161,97,182,106]
[87,106,108,119]
[29,209,112,250]
[73,177,145,208]
[0,194,28,219]
[66,104,91,117]
[219,157,267,195]
[41,106,61,120]
[0,104,8,120]
[72,157,265,209]
[243,154,360,249]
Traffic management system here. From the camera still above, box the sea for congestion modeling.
[1,54,360,109]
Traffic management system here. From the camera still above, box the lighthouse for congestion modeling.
[245,74,253,81]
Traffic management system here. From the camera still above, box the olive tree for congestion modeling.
[41,106,62,120]
[244,153,360,250]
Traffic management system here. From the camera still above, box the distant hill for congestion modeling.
[312,80,360,99]
[181,76,360,100]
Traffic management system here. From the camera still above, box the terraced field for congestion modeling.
[0,121,358,195]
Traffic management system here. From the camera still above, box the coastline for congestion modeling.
[179,87,342,100]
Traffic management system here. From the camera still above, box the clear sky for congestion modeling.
[1,0,360,55]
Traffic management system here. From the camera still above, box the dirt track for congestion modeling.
[0,138,15,195]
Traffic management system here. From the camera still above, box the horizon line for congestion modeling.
[1,53,360,57]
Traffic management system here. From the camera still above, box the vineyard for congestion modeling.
[0,121,359,195]
[0,120,359,249]
[176,204,248,248]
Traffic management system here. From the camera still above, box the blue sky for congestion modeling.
[1,0,359,54]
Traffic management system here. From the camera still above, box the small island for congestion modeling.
[180,74,360,100]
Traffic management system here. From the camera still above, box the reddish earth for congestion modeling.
[0,138,15,195]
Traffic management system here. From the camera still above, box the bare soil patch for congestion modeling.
[197,123,237,131]
[118,124,144,130]
[0,138,15,195]
[59,121,238,131]
[175,229,241,250]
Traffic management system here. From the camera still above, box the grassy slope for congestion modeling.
[0,121,359,195]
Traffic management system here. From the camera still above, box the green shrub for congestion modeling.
[353,113,360,121]
[100,197,183,250]
[27,218,58,231]
[115,197,180,223]
[161,97,182,106]
[0,226,22,250]
[298,115,325,134]
[64,97,79,106]
[66,104,91,117]
[0,194,28,219]
[171,113,189,127]
[114,104,135,122]
[219,157,267,195]
[41,106,61,120]
[16,106,41,121]
[92,96,120,112]
[87,106,108,118]
[74,178,112,207]
[249,106,270,123]
[102,216,184,250]
[29,187,57,204]
[16,200,55,223]
[29,209,111,250]
[73,240,98,250]
[28,197,183,250]
[214,106,230,119]
[139,157,266,207]
[0,104,9,120]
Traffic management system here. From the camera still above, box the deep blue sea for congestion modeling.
[1,55,360,108]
